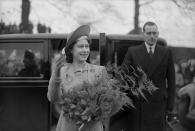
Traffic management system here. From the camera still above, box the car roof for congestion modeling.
[0,33,97,40]
[0,33,166,44]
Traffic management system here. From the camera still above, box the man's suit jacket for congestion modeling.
[122,43,176,131]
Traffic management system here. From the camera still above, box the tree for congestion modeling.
[0,20,20,34]
[37,23,51,33]
[129,0,141,34]
[130,0,195,34]
[20,0,33,33]
[171,0,195,17]
[130,0,155,34]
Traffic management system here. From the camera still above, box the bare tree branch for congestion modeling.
[170,0,195,18]
[45,0,65,13]
[171,0,183,8]
[140,0,155,6]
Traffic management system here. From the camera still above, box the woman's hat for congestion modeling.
[65,25,90,49]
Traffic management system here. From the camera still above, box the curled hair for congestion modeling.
[65,36,91,63]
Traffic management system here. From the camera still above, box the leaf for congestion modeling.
[81,108,90,115]
[81,99,87,105]
[76,121,82,126]
[74,111,81,116]
[81,115,88,120]
[70,104,77,109]
[137,88,148,102]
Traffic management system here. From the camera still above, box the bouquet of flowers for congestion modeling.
[106,64,158,100]
[60,79,133,130]
[60,64,157,130]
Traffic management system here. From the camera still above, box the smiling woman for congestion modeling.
[71,36,90,64]
[65,35,90,64]
[47,25,107,131]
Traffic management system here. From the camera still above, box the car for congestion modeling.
[0,33,167,131]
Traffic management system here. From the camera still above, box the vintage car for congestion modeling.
[0,33,166,131]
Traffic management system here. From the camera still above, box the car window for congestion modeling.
[0,41,49,79]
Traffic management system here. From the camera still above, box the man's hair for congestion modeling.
[143,21,158,32]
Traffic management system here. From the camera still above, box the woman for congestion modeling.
[47,25,107,131]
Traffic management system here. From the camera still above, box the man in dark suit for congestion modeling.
[122,21,176,131]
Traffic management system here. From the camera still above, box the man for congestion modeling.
[122,21,176,131]
[18,50,40,77]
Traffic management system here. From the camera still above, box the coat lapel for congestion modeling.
[147,44,166,76]
[135,44,166,77]
[135,44,151,74]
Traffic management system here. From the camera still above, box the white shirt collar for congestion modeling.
[145,42,156,54]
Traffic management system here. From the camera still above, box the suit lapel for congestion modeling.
[136,44,151,74]
[148,44,166,76]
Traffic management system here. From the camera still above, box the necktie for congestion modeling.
[149,46,153,57]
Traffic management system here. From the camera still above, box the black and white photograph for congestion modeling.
[0,0,195,131]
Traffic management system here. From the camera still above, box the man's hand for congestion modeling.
[166,110,178,122]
